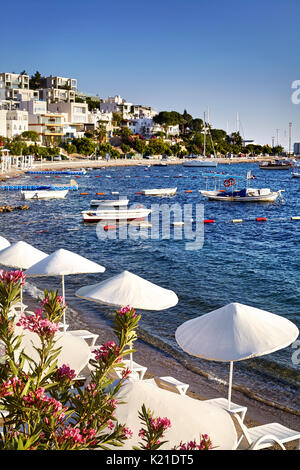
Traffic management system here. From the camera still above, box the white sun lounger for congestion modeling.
[154,376,189,395]
[232,413,300,450]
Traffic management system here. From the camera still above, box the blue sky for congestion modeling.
[1,0,300,147]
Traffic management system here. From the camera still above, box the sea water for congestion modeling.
[0,162,299,412]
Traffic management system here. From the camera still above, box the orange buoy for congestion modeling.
[256,217,267,221]
[96,192,105,195]
[185,190,193,193]
[104,225,117,231]
[80,192,88,195]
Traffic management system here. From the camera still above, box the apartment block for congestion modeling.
[40,75,78,92]
[39,88,75,103]
[6,110,28,138]
[0,72,29,90]
[28,113,65,144]
[48,101,88,125]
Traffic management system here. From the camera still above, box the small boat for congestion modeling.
[199,187,283,202]
[259,161,292,170]
[90,199,129,208]
[21,189,68,200]
[291,172,300,178]
[82,207,151,223]
[182,159,217,167]
[199,170,284,202]
[140,188,177,196]
[153,162,168,167]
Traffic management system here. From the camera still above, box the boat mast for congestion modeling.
[203,111,206,157]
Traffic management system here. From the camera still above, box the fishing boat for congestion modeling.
[140,188,177,196]
[90,199,129,208]
[21,189,69,200]
[199,171,284,202]
[82,207,151,223]
[259,160,292,170]
[200,187,283,202]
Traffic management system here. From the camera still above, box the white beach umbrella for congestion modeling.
[25,248,106,330]
[175,302,299,410]
[75,270,178,367]
[75,270,179,310]
[113,380,238,450]
[0,236,10,250]
[13,325,91,377]
[0,241,48,312]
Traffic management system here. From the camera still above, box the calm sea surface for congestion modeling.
[1,162,299,412]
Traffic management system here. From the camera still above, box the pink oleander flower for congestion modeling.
[122,426,133,439]
[0,270,26,287]
[138,428,146,438]
[92,341,121,364]
[150,416,171,432]
[56,425,97,447]
[118,305,136,318]
[174,435,213,450]
[22,388,66,419]
[16,310,59,338]
[107,398,118,409]
[121,367,131,380]
[107,420,114,431]
[57,364,76,381]
[41,297,49,306]
[0,376,24,398]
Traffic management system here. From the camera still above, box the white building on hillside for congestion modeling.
[20,100,47,115]
[6,110,28,138]
[0,110,7,137]
[48,102,88,125]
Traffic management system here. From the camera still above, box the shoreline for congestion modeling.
[0,154,291,180]
[21,286,300,447]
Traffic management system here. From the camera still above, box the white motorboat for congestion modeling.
[90,199,129,207]
[291,172,300,178]
[182,159,217,167]
[21,189,69,200]
[199,187,283,202]
[140,187,177,196]
[82,207,151,223]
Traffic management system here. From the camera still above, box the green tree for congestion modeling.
[121,144,131,154]
[72,137,96,155]
[29,71,42,90]
[133,138,146,154]
[112,112,123,126]
[21,131,40,142]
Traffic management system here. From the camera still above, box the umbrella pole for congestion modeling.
[228,361,233,410]
[62,274,66,333]
[20,286,24,314]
